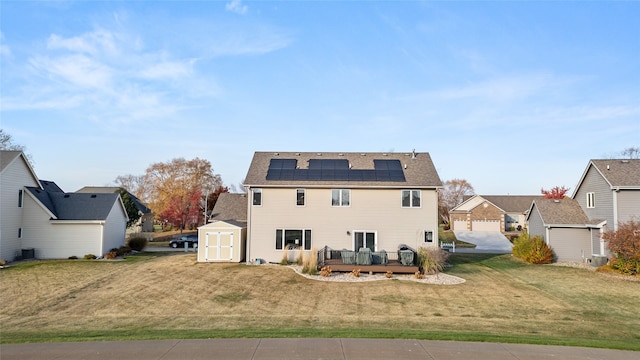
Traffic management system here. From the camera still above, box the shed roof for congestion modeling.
[244,151,442,188]
[210,193,247,223]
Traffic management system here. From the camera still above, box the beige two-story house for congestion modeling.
[243,151,442,264]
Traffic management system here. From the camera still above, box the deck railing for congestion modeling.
[318,246,416,268]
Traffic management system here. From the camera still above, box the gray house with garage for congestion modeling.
[526,159,640,263]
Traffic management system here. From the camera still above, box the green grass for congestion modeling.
[438,227,476,248]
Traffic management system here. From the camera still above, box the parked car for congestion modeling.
[169,235,198,248]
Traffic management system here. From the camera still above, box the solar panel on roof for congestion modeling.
[266,157,406,182]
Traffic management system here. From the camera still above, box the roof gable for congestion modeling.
[1,151,42,189]
[244,151,442,188]
[573,159,640,197]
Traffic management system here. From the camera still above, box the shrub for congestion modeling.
[385,270,393,278]
[280,245,291,265]
[302,248,318,275]
[116,245,132,256]
[320,266,332,277]
[296,247,304,266]
[104,251,118,260]
[603,219,640,275]
[68,256,78,260]
[418,247,449,275]
[84,254,97,260]
[351,268,361,278]
[127,236,148,252]
[414,271,425,279]
[512,233,554,264]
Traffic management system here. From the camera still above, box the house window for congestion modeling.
[424,230,433,243]
[402,190,421,208]
[354,231,376,251]
[18,228,22,238]
[331,189,350,207]
[18,189,23,208]
[252,188,262,206]
[586,192,595,208]
[276,229,312,250]
[296,189,305,206]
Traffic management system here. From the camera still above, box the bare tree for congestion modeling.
[0,129,33,163]
[438,179,475,224]
[620,147,640,159]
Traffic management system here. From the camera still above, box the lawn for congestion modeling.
[1,252,639,350]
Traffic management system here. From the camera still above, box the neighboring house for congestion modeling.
[571,159,640,231]
[197,193,247,263]
[0,150,128,261]
[0,151,41,262]
[526,198,605,262]
[450,195,541,232]
[526,159,639,263]
[77,186,154,233]
[243,151,442,264]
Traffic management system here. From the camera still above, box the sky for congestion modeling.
[1,0,639,195]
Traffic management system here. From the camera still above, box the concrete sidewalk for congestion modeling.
[2,338,637,360]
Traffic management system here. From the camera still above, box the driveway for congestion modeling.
[453,231,513,253]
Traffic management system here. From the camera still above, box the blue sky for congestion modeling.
[1,1,639,195]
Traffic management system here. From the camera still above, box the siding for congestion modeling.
[526,205,546,242]
[616,190,640,225]
[21,194,103,259]
[548,227,592,262]
[574,165,614,227]
[0,155,40,261]
[102,200,127,254]
[248,187,439,263]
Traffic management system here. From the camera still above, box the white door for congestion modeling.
[205,231,234,261]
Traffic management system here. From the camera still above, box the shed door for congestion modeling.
[205,231,234,261]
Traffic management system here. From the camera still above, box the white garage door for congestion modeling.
[205,231,234,261]
[453,220,468,232]
[471,220,500,232]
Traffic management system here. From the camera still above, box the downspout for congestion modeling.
[612,188,619,231]
[246,187,252,264]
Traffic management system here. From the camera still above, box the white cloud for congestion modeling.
[47,29,117,57]
[226,0,248,15]
[139,59,195,79]
[29,54,113,89]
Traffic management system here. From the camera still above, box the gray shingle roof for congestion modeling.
[480,195,542,213]
[77,186,152,214]
[590,159,640,188]
[210,193,247,224]
[26,187,120,221]
[244,151,442,188]
[530,198,590,225]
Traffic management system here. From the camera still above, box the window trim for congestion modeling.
[275,228,312,251]
[252,188,262,206]
[401,189,421,208]
[18,189,23,208]
[353,230,377,251]
[296,189,305,207]
[586,192,595,208]
[331,189,351,207]
[424,230,434,243]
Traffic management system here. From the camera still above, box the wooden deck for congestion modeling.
[322,259,419,274]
